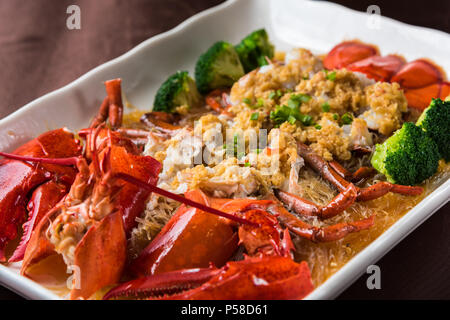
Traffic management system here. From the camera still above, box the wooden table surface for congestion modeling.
[0,0,448,300]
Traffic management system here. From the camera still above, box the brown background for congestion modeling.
[0,0,448,299]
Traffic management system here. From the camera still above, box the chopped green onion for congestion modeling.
[256,148,262,154]
[243,98,252,105]
[341,113,353,125]
[222,144,227,149]
[299,114,313,126]
[256,98,264,107]
[276,89,282,97]
[288,99,299,110]
[250,112,259,120]
[291,93,311,103]
[333,113,339,120]
[321,102,330,112]
[288,115,297,125]
[325,71,337,81]
[244,162,251,167]
[315,124,322,130]
[269,91,276,100]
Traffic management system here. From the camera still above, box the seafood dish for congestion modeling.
[0,29,449,300]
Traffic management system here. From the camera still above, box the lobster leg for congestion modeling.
[275,183,357,220]
[329,160,375,183]
[357,182,423,202]
[264,193,373,242]
[297,142,423,201]
[297,142,351,192]
[268,202,374,243]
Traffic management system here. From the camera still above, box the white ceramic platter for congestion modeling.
[0,0,449,300]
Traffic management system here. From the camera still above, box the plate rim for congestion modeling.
[0,0,448,300]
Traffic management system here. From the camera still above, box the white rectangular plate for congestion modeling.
[0,0,449,300]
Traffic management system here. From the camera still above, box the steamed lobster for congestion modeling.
[323,40,450,110]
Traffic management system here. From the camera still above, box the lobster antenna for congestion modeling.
[115,173,259,227]
[0,152,79,166]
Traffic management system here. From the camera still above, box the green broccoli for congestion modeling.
[416,98,450,162]
[235,29,275,73]
[153,71,202,113]
[371,122,440,185]
[195,41,245,94]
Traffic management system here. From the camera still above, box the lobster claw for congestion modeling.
[103,266,220,300]
[107,144,161,234]
[105,256,314,300]
[8,181,68,262]
[130,189,238,277]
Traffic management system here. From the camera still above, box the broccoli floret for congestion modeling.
[416,98,450,161]
[153,71,202,113]
[195,41,245,94]
[371,122,440,185]
[235,29,275,73]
